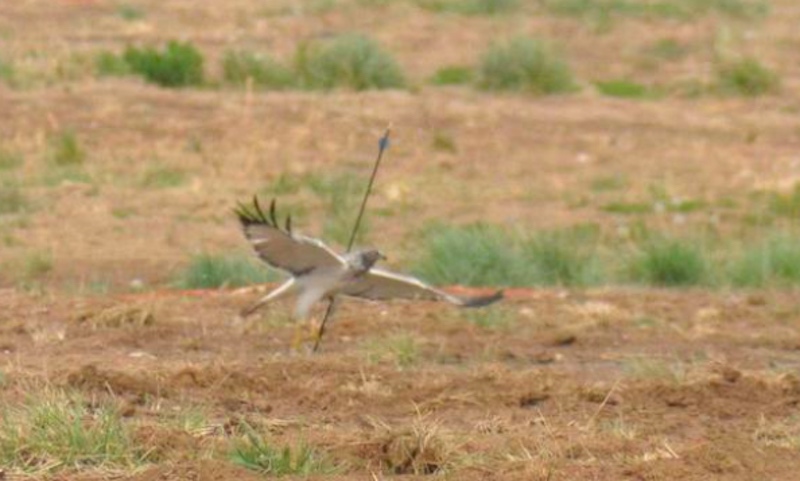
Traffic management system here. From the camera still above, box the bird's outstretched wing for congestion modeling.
[340,268,503,307]
[235,197,344,276]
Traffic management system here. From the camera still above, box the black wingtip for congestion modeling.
[461,289,504,308]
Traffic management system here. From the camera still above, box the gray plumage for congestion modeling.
[236,197,503,319]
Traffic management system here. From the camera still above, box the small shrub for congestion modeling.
[124,41,204,87]
[478,37,576,94]
[628,236,709,286]
[595,79,659,99]
[715,57,778,96]
[429,65,473,86]
[730,234,800,287]
[176,253,279,289]
[296,34,405,91]
[222,50,295,89]
[229,423,332,475]
[95,51,130,76]
[48,129,85,166]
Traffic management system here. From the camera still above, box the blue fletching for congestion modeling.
[379,135,390,151]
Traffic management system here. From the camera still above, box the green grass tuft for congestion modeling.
[429,65,473,86]
[768,184,800,217]
[0,56,15,86]
[417,0,520,15]
[95,51,131,76]
[296,34,405,91]
[48,129,85,166]
[229,423,333,475]
[123,40,204,87]
[715,57,778,96]
[117,3,145,20]
[140,166,187,189]
[413,223,522,287]
[730,234,800,287]
[0,388,146,472]
[222,50,295,89]
[595,79,660,99]
[176,253,279,289]
[478,37,576,94]
[521,227,604,286]
[628,236,709,286]
[0,182,28,215]
[544,0,767,22]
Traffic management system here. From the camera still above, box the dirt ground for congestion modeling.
[2,0,800,479]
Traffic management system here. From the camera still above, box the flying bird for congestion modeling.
[235,197,503,322]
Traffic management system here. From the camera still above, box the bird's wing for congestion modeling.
[340,267,503,307]
[235,197,345,276]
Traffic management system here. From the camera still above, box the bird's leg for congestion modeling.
[240,278,295,317]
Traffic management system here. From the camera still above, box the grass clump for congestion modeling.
[117,3,144,20]
[95,51,131,76]
[521,227,604,286]
[730,234,800,287]
[417,0,519,15]
[429,65,473,86]
[628,236,709,286]
[595,79,660,99]
[768,184,800,218]
[230,423,333,475]
[48,129,85,166]
[0,56,15,86]
[715,57,778,96]
[413,223,522,287]
[0,388,145,472]
[0,182,28,215]
[176,253,279,289]
[222,50,295,89]
[140,166,187,189]
[478,37,576,94]
[296,34,405,91]
[123,41,204,87]
[363,334,421,368]
[544,0,767,22]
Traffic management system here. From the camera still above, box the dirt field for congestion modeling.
[2,0,800,479]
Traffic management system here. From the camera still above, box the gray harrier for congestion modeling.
[235,197,503,320]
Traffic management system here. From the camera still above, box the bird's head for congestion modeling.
[355,249,386,270]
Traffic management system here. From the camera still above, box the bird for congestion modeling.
[235,197,503,324]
